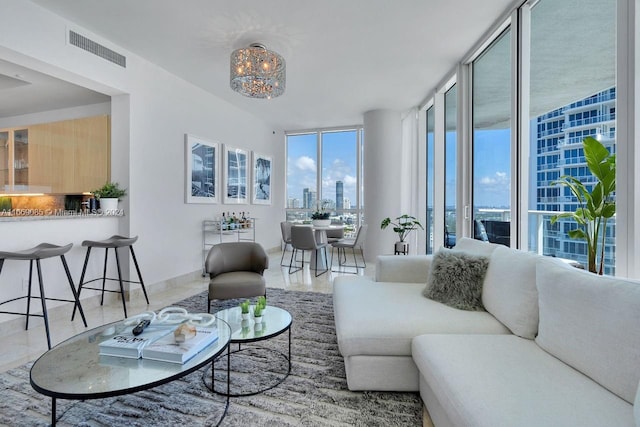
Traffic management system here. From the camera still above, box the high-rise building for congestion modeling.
[534,87,616,274]
[303,188,316,209]
[336,181,344,211]
[343,198,351,210]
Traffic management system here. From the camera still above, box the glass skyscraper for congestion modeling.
[336,180,343,211]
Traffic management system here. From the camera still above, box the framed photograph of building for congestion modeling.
[185,134,218,204]
[252,153,272,205]
[224,145,249,204]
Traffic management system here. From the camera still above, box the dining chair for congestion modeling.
[330,224,368,273]
[289,225,329,276]
[280,221,293,266]
[325,227,344,243]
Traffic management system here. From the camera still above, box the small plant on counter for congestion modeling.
[257,295,267,310]
[92,181,127,200]
[240,300,250,314]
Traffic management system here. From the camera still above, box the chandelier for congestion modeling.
[230,43,286,99]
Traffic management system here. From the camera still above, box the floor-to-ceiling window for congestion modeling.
[527,0,616,273]
[286,127,363,235]
[444,85,457,248]
[472,28,512,246]
[426,106,435,253]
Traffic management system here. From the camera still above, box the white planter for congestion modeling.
[241,312,250,321]
[99,198,119,213]
[254,315,264,325]
[312,219,331,227]
[395,241,409,254]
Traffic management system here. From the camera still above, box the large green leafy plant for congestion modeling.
[380,214,424,242]
[551,136,615,274]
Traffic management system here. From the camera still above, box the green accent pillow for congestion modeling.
[423,248,489,311]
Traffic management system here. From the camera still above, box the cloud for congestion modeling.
[480,171,508,186]
[295,156,316,172]
[343,175,357,186]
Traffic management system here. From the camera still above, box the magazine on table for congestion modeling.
[141,325,219,364]
[98,326,174,359]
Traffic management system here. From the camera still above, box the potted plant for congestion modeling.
[551,136,615,274]
[92,181,127,213]
[311,199,331,226]
[381,214,424,254]
[257,295,267,313]
[239,300,250,320]
[253,303,264,323]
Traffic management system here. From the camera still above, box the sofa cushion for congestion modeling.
[536,257,640,404]
[423,249,489,311]
[333,276,510,358]
[482,245,540,339]
[453,237,501,256]
[413,334,634,427]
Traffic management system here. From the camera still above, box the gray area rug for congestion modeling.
[0,288,422,426]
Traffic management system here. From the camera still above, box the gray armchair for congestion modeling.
[204,242,268,313]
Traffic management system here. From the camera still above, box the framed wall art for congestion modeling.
[223,145,249,204]
[252,153,272,205]
[185,134,218,204]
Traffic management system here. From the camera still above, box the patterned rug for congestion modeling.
[0,288,422,426]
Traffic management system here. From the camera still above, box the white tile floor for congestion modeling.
[0,249,373,373]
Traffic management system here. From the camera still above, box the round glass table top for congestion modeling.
[30,318,232,399]
[214,306,292,343]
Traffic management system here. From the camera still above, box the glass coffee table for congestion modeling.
[212,305,292,396]
[30,317,232,426]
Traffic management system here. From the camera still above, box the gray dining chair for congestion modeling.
[280,221,293,266]
[289,225,329,277]
[325,227,344,243]
[330,224,368,273]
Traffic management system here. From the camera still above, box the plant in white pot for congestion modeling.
[311,199,331,227]
[381,214,424,254]
[93,181,126,214]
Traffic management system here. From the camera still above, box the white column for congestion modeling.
[363,109,403,260]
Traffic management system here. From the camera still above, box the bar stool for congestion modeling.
[72,235,149,319]
[0,243,88,349]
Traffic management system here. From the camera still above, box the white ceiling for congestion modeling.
[28,0,516,130]
[0,59,109,119]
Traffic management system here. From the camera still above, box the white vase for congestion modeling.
[254,315,264,324]
[312,219,331,227]
[241,312,250,320]
[99,198,119,213]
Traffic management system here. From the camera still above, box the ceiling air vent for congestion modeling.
[68,30,126,68]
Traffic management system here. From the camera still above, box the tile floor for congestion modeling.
[0,249,373,373]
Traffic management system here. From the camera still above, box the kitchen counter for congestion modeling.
[0,210,124,222]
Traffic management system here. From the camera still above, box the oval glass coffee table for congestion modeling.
[30,317,232,426]
[211,305,292,396]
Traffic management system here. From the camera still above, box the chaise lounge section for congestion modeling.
[333,238,640,425]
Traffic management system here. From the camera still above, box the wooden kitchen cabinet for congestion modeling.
[24,115,110,193]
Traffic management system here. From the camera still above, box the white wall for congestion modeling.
[0,0,285,296]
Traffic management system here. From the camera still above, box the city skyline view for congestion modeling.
[287,130,359,210]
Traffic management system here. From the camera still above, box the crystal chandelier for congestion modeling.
[230,43,286,99]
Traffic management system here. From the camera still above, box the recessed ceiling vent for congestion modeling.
[68,30,126,68]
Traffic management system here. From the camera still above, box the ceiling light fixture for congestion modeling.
[230,43,285,99]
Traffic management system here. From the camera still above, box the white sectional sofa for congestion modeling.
[332,238,640,426]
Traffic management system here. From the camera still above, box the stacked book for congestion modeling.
[99,324,219,364]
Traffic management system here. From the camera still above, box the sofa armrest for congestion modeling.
[375,255,432,283]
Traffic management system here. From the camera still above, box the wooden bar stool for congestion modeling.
[72,235,148,319]
[0,243,88,349]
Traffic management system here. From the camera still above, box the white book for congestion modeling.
[142,326,219,364]
[98,326,173,359]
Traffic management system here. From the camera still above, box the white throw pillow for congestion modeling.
[453,237,500,257]
[536,257,640,404]
[482,245,539,339]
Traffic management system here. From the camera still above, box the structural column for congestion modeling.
[363,109,403,260]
